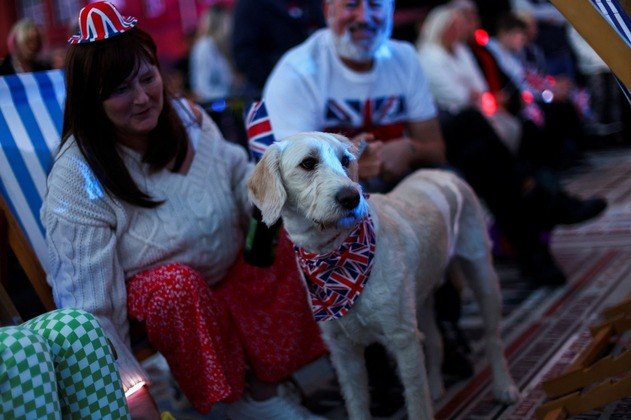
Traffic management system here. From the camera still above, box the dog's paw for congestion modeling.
[493,383,521,404]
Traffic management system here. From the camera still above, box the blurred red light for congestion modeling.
[474,29,489,46]
[480,92,497,115]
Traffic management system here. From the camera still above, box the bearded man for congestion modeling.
[262,0,447,193]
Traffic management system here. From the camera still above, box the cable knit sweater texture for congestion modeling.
[40,109,253,389]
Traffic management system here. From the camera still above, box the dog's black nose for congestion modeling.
[336,187,360,210]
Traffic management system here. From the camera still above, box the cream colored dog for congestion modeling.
[248,132,519,419]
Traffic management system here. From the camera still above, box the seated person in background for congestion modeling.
[0,18,51,75]
[432,1,572,171]
[232,0,325,96]
[41,3,326,419]
[417,4,522,155]
[486,11,589,169]
[450,0,606,205]
[1,309,130,419]
[189,3,237,102]
[510,0,576,78]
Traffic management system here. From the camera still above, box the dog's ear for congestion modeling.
[248,145,287,226]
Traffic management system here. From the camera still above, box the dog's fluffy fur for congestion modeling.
[248,132,519,419]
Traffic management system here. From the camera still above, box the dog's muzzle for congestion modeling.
[314,186,365,230]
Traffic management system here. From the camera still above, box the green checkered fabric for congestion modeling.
[0,326,60,419]
[1,309,130,419]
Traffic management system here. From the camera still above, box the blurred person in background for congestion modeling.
[510,0,576,78]
[190,2,241,102]
[417,4,523,155]
[487,11,589,170]
[452,0,594,172]
[231,0,325,96]
[1,18,51,75]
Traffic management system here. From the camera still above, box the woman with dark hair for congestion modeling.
[41,2,326,418]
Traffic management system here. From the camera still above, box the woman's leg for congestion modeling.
[127,263,245,414]
[1,326,60,419]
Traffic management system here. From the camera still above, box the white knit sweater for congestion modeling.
[41,109,252,389]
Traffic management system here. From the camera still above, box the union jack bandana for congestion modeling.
[68,1,138,45]
[295,216,376,322]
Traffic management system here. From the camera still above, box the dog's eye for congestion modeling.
[300,157,317,171]
[341,155,350,168]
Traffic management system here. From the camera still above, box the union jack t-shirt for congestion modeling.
[260,29,437,144]
[322,96,407,142]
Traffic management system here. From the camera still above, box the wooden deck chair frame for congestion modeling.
[0,205,24,327]
[535,295,631,419]
[0,70,154,361]
[550,0,631,92]
[0,193,53,326]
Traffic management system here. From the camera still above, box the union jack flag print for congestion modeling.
[325,96,406,127]
[68,1,137,45]
[295,216,376,322]
[245,100,276,161]
[323,96,407,141]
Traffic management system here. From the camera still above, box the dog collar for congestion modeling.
[295,215,376,322]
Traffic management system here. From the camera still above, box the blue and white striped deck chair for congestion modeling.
[553,0,631,102]
[590,0,631,102]
[0,69,65,313]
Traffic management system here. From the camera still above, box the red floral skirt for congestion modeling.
[127,233,327,413]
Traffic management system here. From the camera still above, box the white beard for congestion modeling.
[328,9,393,63]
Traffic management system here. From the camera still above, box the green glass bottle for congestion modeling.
[243,206,282,267]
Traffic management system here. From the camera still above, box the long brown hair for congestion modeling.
[61,27,188,207]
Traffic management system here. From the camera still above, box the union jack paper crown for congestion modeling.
[68,1,137,45]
